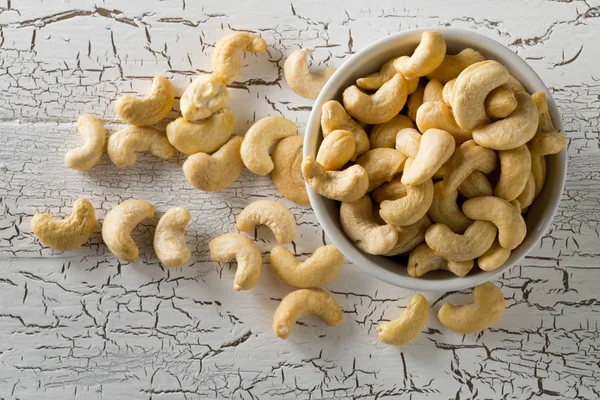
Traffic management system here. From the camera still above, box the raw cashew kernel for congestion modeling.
[438,282,505,334]
[342,74,408,124]
[65,114,106,170]
[301,157,369,202]
[395,128,421,158]
[166,108,235,155]
[478,240,511,271]
[401,128,455,185]
[426,48,485,83]
[494,145,531,201]
[530,151,546,198]
[384,214,432,256]
[209,233,262,291]
[416,101,472,143]
[425,221,497,262]
[442,79,455,107]
[273,289,342,339]
[316,130,356,170]
[394,31,447,78]
[407,81,426,121]
[423,79,444,103]
[380,179,433,227]
[107,126,175,167]
[506,75,526,94]
[442,140,497,193]
[284,49,336,99]
[356,148,407,191]
[154,207,191,267]
[321,100,370,158]
[377,294,429,346]
[241,116,297,175]
[356,59,421,91]
[370,115,414,149]
[212,32,267,85]
[270,245,344,288]
[114,75,175,126]
[408,243,473,277]
[485,86,517,119]
[102,200,155,262]
[516,173,536,209]
[458,171,494,199]
[428,181,473,234]
[529,92,567,155]
[180,73,229,121]
[31,198,96,251]
[272,136,310,205]
[372,176,407,203]
[236,200,296,244]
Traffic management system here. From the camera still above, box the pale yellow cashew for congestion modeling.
[425,221,497,262]
[452,60,510,130]
[530,151,546,198]
[478,240,511,272]
[516,173,536,209]
[31,198,96,251]
[356,59,420,92]
[272,136,309,205]
[301,157,368,202]
[166,108,235,155]
[428,181,473,234]
[416,101,472,143]
[356,148,407,191]
[442,140,497,193]
[384,214,432,256]
[462,196,527,250]
[372,176,407,203]
[377,294,429,346]
[506,75,526,94]
[370,115,414,149]
[342,74,408,124]
[183,136,243,192]
[340,196,398,255]
[236,200,296,244]
[401,128,455,185]
[65,114,106,171]
[316,130,356,170]
[485,86,517,119]
[273,289,343,339]
[241,116,297,175]
[270,245,344,288]
[438,282,505,334]
[510,199,523,214]
[426,48,485,83]
[494,144,531,201]
[380,179,433,227]
[180,73,229,121]
[407,243,474,277]
[153,207,191,267]
[423,79,444,103]
[212,32,267,85]
[529,92,567,155]
[472,91,539,150]
[407,81,426,121]
[458,171,493,199]
[442,79,455,107]
[284,49,336,99]
[209,233,262,291]
[395,128,421,158]
[394,31,446,78]
[321,100,370,158]
[114,75,175,126]
[107,126,175,167]
[102,200,154,262]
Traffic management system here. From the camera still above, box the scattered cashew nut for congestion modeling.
[377,294,429,346]
[529,92,567,155]
[166,108,235,155]
[401,128,455,185]
[494,144,531,201]
[316,129,356,170]
[107,126,175,167]
[114,75,175,126]
[65,114,106,170]
[241,116,297,175]
[154,207,191,267]
[370,115,414,149]
[302,157,369,202]
[321,100,370,158]
[394,31,447,78]
[425,221,497,262]
[356,148,407,191]
[426,48,485,83]
[284,48,336,99]
[408,243,474,277]
[209,233,262,291]
[212,32,267,85]
[270,245,344,288]
[180,73,229,121]
[236,200,296,244]
[272,136,310,205]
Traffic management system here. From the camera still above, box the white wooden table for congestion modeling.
[1,1,599,399]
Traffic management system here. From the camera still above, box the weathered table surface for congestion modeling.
[1,1,599,399]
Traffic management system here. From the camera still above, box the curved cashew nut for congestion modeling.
[316,129,356,170]
[425,221,497,262]
[340,196,398,255]
[356,57,421,92]
[442,79,455,107]
[407,81,426,121]
[458,171,493,199]
[494,144,531,201]
[102,200,154,262]
[180,73,229,121]
[452,60,510,130]
[270,245,344,288]
[506,75,526,94]
[442,140,497,193]
[472,91,539,150]
[284,49,336,99]
[107,126,175,167]
[370,115,414,149]
[395,128,421,158]
[236,200,296,244]
[241,116,297,175]
[380,179,433,227]
[212,32,267,85]
[384,214,432,256]
[529,92,567,155]
[423,79,444,103]
[394,31,446,78]
[426,48,485,83]
[438,282,505,334]
[273,289,342,339]
[209,233,262,291]
[462,196,527,250]
[301,157,368,202]
[356,148,407,191]
[516,173,536,209]
[530,151,546,198]
[372,176,407,203]
[428,181,473,234]
[416,101,472,143]
[31,198,96,251]
[272,136,310,205]
[478,240,511,271]
[114,75,174,126]
[65,114,106,171]
[342,74,408,124]
[183,136,243,192]
[401,128,455,185]
[166,108,235,155]
[377,294,429,346]
[408,243,474,277]
[485,86,517,119]
[154,207,191,267]
[321,100,370,158]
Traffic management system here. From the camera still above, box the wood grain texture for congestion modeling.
[0,0,599,399]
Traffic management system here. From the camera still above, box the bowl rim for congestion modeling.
[303,27,567,292]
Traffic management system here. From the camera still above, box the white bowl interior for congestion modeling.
[304,28,567,292]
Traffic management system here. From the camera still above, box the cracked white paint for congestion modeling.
[0,0,599,399]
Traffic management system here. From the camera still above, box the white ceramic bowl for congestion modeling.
[304,28,567,292]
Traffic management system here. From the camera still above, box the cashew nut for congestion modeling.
[180,73,229,121]
[380,179,433,227]
[425,221,497,262]
[401,128,455,185]
[107,126,175,167]
[370,115,414,149]
[407,81,426,121]
[166,108,235,155]
[153,207,191,267]
[423,79,444,103]
[395,128,421,158]
[372,176,407,203]
[212,32,267,85]
[516,173,536,209]
[236,200,296,244]
[416,101,472,143]
[472,91,539,150]
[505,74,526,94]
[356,58,421,92]
[114,75,175,126]
[442,140,497,193]
[342,74,408,124]
[273,289,342,339]
[209,233,262,291]
[241,116,297,175]
[321,100,370,158]
[102,200,155,262]
[384,214,432,256]
[301,157,368,202]
[426,48,485,83]
[529,92,567,155]
[31,198,96,251]
[428,181,473,234]
[438,282,505,334]
[284,49,336,99]
[340,196,398,255]
[530,151,546,198]
[442,79,455,107]
[494,144,531,201]
[272,136,310,205]
[462,196,527,250]
[270,245,343,288]
[485,86,517,119]
[407,243,474,277]
[458,171,493,199]
[356,148,407,191]
[478,240,511,272]
[65,114,106,170]
[316,129,356,170]
[376,294,429,346]
[394,31,446,78]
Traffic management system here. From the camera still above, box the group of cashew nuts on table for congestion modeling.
[30,30,566,344]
